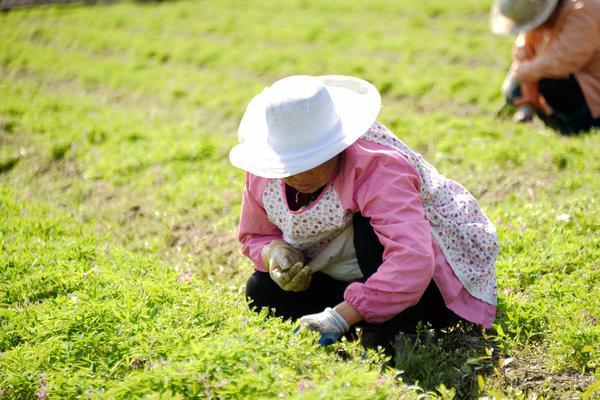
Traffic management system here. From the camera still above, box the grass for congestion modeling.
[1,187,414,399]
[0,0,599,398]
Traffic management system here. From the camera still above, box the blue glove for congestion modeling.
[317,332,343,347]
[297,307,350,347]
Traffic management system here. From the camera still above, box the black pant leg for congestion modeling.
[353,212,384,279]
[538,76,597,134]
[352,212,459,336]
[539,76,586,113]
[245,271,349,320]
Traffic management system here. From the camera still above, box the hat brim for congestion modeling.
[490,0,558,35]
[229,75,381,178]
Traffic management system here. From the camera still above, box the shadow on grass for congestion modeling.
[392,322,496,399]
[0,157,19,174]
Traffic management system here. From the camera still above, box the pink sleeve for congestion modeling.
[238,173,282,272]
[341,147,436,323]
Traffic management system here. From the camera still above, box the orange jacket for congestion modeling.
[513,0,600,117]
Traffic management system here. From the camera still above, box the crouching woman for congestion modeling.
[229,75,499,348]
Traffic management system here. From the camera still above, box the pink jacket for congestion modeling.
[514,0,600,117]
[238,132,496,328]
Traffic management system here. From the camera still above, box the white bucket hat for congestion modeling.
[229,75,381,178]
[490,0,559,35]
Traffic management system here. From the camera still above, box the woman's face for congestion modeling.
[283,156,338,194]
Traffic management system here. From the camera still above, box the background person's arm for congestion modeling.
[515,6,598,81]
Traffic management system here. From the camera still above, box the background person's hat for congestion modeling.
[490,0,559,35]
[229,75,381,178]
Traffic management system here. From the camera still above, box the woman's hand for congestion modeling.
[261,241,311,291]
[271,262,312,292]
[299,307,350,346]
[512,79,553,115]
[298,303,362,346]
[261,240,304,270]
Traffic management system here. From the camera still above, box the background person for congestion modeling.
[491,0,600,134]
[229,75,500,349]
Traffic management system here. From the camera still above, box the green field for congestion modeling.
[1,0,598,398]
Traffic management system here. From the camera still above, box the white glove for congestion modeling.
[261,241,311,292]
[299,307,350,346]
